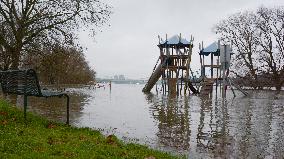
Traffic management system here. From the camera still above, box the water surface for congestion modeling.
[7,84,284,158]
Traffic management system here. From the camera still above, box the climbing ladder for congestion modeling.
[199,78,215,95]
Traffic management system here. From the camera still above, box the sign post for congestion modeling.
[220,44,231,98]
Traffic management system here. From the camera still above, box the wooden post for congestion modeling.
[162,79,164,94]
[199,54,202,77]
[181,69,183,96]
[164,78,166,95]
[216,58,219,96]
[168,78,177,96]
[211,53,213,78]
[176,47,179,96]
[202,55,205,77]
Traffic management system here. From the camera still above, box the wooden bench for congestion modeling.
[0,69,70,124]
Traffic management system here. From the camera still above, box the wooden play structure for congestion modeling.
[198,42,248,97]
[143,34,248,97]
[142,34,198,96]
[198,42,221,96]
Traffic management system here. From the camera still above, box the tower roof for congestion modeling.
[199,42,220,56]
[158,35,193,48]
[161,35,191,45]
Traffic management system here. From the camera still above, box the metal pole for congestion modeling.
[24,95,27,120]
[222,70,226,98]
[222,45,227,98]
[66,95,70,125]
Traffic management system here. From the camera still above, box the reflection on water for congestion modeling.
[3,84,284,158]
[147,94,192,151]
[2,92,89,123]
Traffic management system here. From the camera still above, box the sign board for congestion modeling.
[220,45,231,69]
[220,45,231,63]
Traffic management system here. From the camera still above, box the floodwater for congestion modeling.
[6,84,284,158]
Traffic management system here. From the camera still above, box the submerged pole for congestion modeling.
[222,45,227,98]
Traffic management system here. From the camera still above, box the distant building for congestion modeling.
[118,75,125,80]
[113,75,126,80]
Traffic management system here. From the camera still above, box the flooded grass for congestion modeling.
[0,99,182,159]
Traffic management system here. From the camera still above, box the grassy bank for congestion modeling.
[0,100,182,159]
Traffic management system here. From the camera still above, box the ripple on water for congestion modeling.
[11,84,284,158]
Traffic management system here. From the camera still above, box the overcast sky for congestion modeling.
[79,0,284,79]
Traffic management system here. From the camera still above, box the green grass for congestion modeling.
[0,99,183,159]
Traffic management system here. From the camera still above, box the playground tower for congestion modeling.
[142,34,197,95]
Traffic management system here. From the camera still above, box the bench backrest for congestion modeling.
[0,69,42,96]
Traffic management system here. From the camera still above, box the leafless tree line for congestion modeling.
[215,6,284,90]
[22,44,96,85]
[0,0,111,84]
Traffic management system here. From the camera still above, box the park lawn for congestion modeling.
[0,99,183,159]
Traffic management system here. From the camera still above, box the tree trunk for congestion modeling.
[8,47,22,69]
[275,85,282,91]
[275,77,283,91]
[273,74,283,91]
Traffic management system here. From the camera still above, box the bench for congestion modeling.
[0,69,70,124]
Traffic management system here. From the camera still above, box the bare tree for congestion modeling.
[257,6,284,91]
[215,11,262,89]
[0,0,111,69]
[22,44,96,84]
